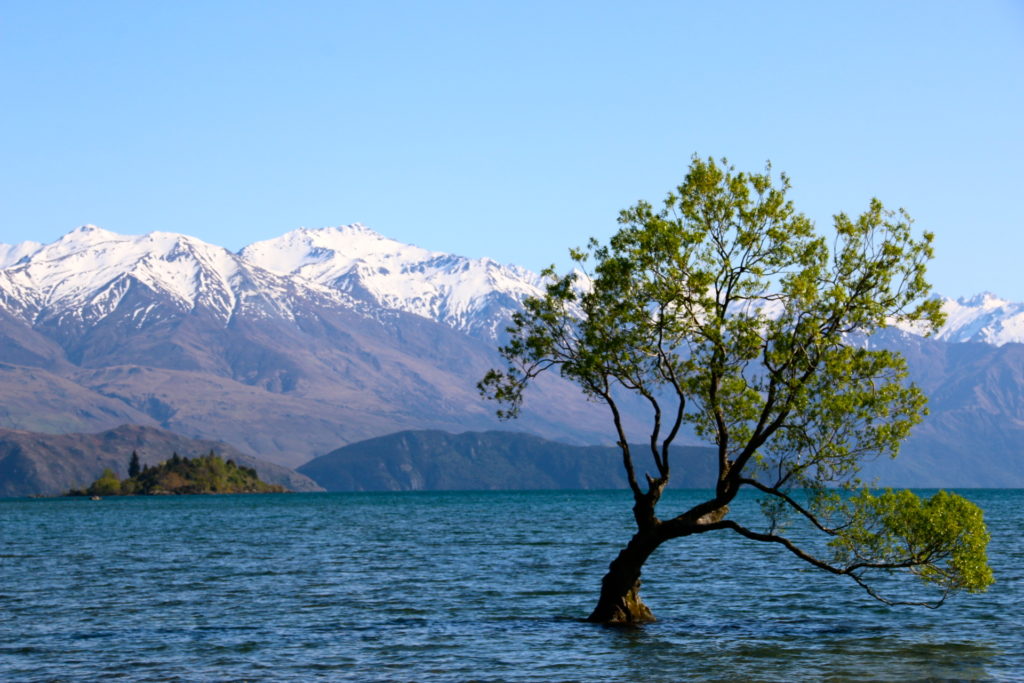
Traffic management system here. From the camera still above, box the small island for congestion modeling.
[69,451,286,496]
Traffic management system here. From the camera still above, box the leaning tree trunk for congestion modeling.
[586,530,662,625]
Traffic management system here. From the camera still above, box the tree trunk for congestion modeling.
[586,530,662,625]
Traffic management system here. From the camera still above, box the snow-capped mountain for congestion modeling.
[2,223,1024,486]
[239,224,548,340]
[0,240,42,268]
[889,292,1024,346]
[10,223,1022,348]
[0,225,362,331]
[0,224,630,467]
[928,293,1024,346]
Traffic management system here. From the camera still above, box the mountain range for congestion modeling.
[0,225,638,470]
[0,224,1022,488]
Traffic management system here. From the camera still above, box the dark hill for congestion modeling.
[0,424,322,497]
[297,430,719,491]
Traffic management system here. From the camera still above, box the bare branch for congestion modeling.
[737,478,845,535]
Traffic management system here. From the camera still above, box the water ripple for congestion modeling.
[0,489,1020,681]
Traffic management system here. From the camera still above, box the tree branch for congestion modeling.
[596,382,642,501]
[706,519,950,608]
[737,477,845,535]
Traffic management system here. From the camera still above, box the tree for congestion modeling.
[480,156,993,625]
[128,451,141,478]
[89,468,121,497]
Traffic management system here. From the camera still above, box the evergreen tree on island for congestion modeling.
[128,451,141,478]
[481,156,993,625]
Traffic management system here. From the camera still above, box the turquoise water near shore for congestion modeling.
[1,489,1021,681]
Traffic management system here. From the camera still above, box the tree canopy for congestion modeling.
[480,156,993,624]
[70,451,284,496]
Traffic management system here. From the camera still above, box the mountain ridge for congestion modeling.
[0,224,1022,482]
[0,225,653,467]
[297,429,721,491]
[5,224,1021,345]
[0,423,322,497]
[239,223,549,341]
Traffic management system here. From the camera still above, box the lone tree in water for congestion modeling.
[480,157,993,625]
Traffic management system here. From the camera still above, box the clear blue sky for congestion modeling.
[2,1,1022,299]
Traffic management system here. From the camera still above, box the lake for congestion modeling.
[1,489,1020,681]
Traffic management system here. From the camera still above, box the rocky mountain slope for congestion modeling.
[858,330,1024,486]
[0,224,1022,485]
[0,226,642,468]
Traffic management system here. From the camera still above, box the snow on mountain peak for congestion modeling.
[240,224,440,277]
[1,223,548,339]
[9,224,1023,347]
[240,224,549,339]
[957,291,1007,310]
[892,293,1024,346]
[0,227,338,327]
[55,224,122,246]
[70,224,113,235]
[0,240,43,268]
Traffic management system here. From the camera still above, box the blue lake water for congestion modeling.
[1,489,1021,681]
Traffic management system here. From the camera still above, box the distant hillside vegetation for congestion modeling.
[298,430,720,491]
[0,424,322,497]
[70,452,285,496]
